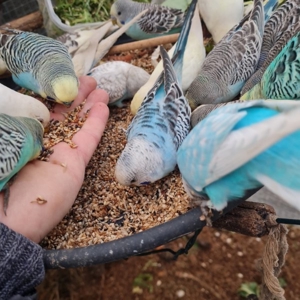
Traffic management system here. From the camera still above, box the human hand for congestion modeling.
[0,76,109,243]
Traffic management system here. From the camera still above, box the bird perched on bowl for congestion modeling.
[0,83,50,128]
[241,30,300,100]
[89,61,150,107]
[241,0,300,96]
[110,0,185,40]
[115,0,198,186]
[0,29,78,106]
[130,0,205,115]
[177,99,300,216]
[185,0,278,110]
[198,0,244,44]
[0,113,44,215]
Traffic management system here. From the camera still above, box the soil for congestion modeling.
[37,225,300,300]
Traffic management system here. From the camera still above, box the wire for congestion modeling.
[136,228,203,259]
[276,218,300,225]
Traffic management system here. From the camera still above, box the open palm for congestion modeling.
[0,76,109,243]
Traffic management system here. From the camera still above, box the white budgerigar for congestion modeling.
[0,113,44,215]
[177,99,300,214]
[0,29,78,106]
[198,0,244,44]
[0,84,50,128]
[56,21,114,77]
[115,0,198,186]
[89,61,150,107]
[110,0,185,40]
[130,0,205,115]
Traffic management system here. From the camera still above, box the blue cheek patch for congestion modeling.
[121,21,125,25]
[141,181,150,185]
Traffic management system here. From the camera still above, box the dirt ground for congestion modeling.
[37,225,300,300]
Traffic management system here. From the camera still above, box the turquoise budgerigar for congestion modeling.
[241,0,300,97]
[114,0,197,186]
[0,114,44,215]
[177,99,300,214]
[0,30,79,106]
[241,30,300,100]
[185,0,278,110]
[110,0,185,40]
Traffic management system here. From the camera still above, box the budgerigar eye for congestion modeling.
[141,181,150,185]
[47,96,55,101]
[118,11,121,15]
[131,179,136,183]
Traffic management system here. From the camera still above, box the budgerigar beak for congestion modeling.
[111,16,118,26]
[62,101,74,108]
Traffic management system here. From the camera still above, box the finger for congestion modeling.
[51,76,97,121]
[48,89,109,167]
[78,88,109,117]
[73,101,109,166]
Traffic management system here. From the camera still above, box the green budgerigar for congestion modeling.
[0,29,79,106]
[0,114,44,215]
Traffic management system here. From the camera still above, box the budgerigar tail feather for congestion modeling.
[160,46,178,92]
[141,0,197,97]
[263,0,279,23]
[170,0,197,85]
[249,0,265,36]
[173,0,197,55]
[257,173,300,211]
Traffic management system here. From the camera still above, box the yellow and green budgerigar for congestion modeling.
[0,29,79,106]
[0,114,44,215]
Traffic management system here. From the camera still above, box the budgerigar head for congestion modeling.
[115,137,164,186]
[110,0,137,27]
[50,75,79,106]
[37,52,79,106]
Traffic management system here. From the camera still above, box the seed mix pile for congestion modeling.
[37,46,193,249]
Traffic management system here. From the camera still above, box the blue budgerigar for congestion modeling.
[114,0,198,186]
[241,0,300,94]
[0,29,79,106]
[110,0,185,40]
[241,30,300,100]
[185,0,278,109]
[177,99,300,214]
[0,114,44,215]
